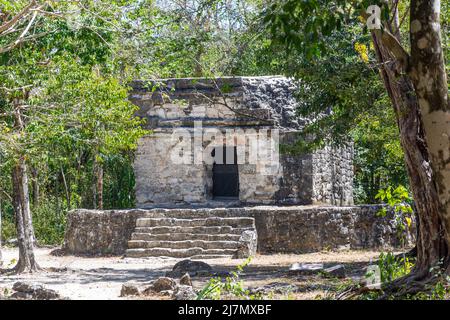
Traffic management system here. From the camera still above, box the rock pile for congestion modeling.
[9,282,64,300]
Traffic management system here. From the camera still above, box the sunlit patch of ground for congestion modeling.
[0,247,388,300]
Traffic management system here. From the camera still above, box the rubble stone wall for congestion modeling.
[63,205,414,256]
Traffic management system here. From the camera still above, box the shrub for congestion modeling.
[32,200,67,245]
[197,258,264,300]
[1,217,16,244]
[1,198,66,246]
[377,252,413,284]
[375,185,414,246]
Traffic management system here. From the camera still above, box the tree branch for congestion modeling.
[373,28,410,72]
[0,0,37,34]
[0,29,56,54]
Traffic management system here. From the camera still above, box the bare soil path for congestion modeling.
[0,248,385,300]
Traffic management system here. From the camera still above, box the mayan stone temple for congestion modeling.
[130,76,354,207]
[63,77,414,259]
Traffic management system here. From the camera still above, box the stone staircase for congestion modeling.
[125,215,257,259]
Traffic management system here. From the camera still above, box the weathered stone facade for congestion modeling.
[63,206,415,256]
[63,209,142,255]
[129,76,354,207]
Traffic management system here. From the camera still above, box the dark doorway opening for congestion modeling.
[212,146,239,199]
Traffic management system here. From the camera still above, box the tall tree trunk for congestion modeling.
[96,163,103,210]
[372,33,445,274]
[60,165,71,209]
[369,0,449,293]
[31,166,39,207]
[12,157,39,273]
[0,196,3,267]
[409,0,450,261]
[12,103,39,273]
[194,47,204,77]
[93,157,103,210]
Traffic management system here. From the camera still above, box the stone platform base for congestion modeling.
[63,205,415,256]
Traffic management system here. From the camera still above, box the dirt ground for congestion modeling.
[0,247,386,300]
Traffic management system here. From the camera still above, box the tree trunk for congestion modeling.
[60,165,71,209]
[409,0,450,258]
[93,158,103,210]
[12,158,39,273]
[0,196,3,267]
[372,33,445,274]
[31,166,39,207]
[369,1,449,292]
[194,47,204,77]
[11,102,39,273]
[97,164,103,210]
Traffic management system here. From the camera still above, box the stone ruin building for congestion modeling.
[63,77,414,259]
[130,76,354,207]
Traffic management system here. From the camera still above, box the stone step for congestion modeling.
[135,217,255,228]
[128,240,241,250]
[131,232,242,242]
[140,208,245,219]
[125,247,238,258]
[190,255,234,260]
[134,226,252,235]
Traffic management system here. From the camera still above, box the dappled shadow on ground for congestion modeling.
[205,260,371,281]
[188,259,373,298]
[0,266,171,287]
[10,258,371,288]
[0,248,381,299]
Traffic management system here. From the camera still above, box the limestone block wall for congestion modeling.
[312,144,354,205]
[252,205,408,253]
[134,133,208,206]
[134,129,286,207]
[63,206,415,256]
[63,209,142,255]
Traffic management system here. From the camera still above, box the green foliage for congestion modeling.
[376,252,413,284]
[0,0,147,245]
[262,1,411,203]
[33,56,146,157]
[353,107,408,203]
[376,185,413,217]
[1,199,67,245]
[375,185,414,244]
[103,155,137,209]
[365,253,450,300]
[410,262,450,300]
[0,214,16,244]
[32,200,67,245]
[197,258,263,300]
[357,251,414,300]
[425,281,450,300]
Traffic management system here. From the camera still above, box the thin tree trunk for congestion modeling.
[0,196,3,267]
[60,165,70,209]
[92,157,104,210]
[194,47,204,77]
[11,103,39,273]
[31,166,39,207]
[96,163,104,210]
